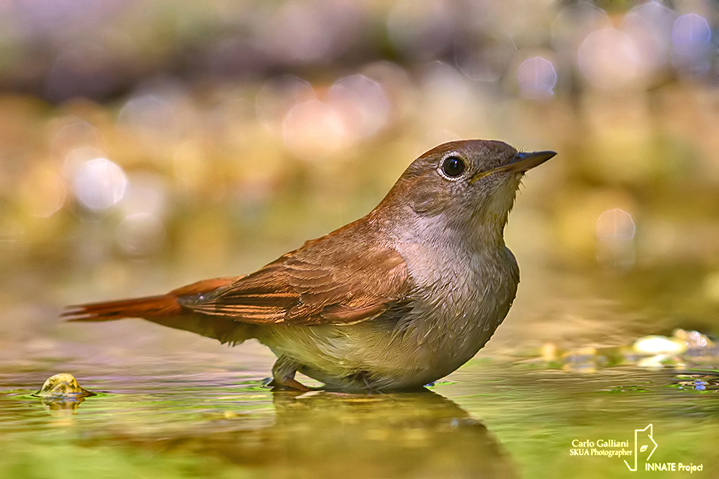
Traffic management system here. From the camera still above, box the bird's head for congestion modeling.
[378,140,556,243]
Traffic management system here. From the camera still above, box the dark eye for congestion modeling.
[440,156,466,178]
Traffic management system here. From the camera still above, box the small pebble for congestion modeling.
[633,336,687,355]
[35,373,95,398]
[674,329,713,349]
[541,343,559,362]
[561,347,598,373]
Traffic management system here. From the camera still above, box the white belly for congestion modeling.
[257,240,519,391]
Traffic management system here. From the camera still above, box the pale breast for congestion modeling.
[257,240,519,390]
[389,240,519,375]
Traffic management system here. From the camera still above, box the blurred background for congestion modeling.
[1,0,719,364]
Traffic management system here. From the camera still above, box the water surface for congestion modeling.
[2,353,717,479]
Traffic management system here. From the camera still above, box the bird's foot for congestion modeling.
[266,377,312,392]
[270,356,313,392]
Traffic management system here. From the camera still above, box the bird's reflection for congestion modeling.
[265,389,518,479]
[63,387,517,478]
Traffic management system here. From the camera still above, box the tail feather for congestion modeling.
[63,276,240,322]
[63,294,184,322]
[63,276,254,345]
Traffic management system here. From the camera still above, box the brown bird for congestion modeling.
[65,140,555,392]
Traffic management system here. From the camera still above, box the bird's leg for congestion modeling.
[270,356,311,392]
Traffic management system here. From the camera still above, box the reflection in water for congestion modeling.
[39,396,87,417]
[262,390,517,479]
[67,389,517,479]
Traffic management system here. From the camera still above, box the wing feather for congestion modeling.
[180,237,411,326]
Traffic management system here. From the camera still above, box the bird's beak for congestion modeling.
[470,150,556,183]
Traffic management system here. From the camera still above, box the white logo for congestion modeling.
[624,424,658,471]
[570,424,703,473]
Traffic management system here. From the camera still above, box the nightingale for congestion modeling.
[65,140,555,392]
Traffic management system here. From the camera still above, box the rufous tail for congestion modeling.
[62,277,255,345]
[63,277,240,322]
[63,294,183,322]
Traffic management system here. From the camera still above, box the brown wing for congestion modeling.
[178,242,411,326]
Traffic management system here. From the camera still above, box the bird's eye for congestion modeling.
[440,156,466,178]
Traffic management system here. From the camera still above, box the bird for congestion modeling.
[64,139,556,392]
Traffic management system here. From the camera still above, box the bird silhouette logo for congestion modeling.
[624,424,658,471]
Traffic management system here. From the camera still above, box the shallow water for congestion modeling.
[2,353,718,479]
[3,232,717,478]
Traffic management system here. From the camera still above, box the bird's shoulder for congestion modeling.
[177,218,412,325]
